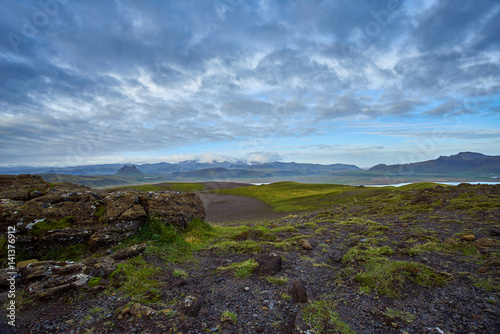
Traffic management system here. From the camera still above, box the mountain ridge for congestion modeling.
[369,152,500,174]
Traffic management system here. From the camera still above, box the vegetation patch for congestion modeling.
[383,307,416,323]
[265,276,289,285]
[343,246,395,262]
[29,216,75,237]
[354,259,452,298]
[217,259,258,278]
[221,310,237,324]
[108,256,161,304]
[303,299,355,334]
[41,244,90,261]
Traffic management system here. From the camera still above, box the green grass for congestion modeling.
[108,256,161,304]
[383,307,415,323]
[221,310,237,324]
[265,276,289,285]
[342,246,395,262]
[216,181,379,211]
[217,259,258,278]
[303,299,355,334]
[354,259,452,298]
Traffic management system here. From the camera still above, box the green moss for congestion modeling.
[94,205,106,220]
[41,243,90,261]
[88,277,102,288]
[29,216,75,237]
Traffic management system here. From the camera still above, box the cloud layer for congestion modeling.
[1,0,499,166]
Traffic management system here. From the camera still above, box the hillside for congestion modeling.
[370,152,500,175]
[2,177,499,333]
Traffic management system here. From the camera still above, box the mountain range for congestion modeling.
[1,152,499,187]
[369,152,500,175]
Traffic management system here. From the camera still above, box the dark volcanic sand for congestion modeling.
[197,182,290,224]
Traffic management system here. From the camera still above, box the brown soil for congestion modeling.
[198,193,289,224]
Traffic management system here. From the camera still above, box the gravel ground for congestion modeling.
[5,184,500,334]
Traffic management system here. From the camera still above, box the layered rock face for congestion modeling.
[0,174,205,255]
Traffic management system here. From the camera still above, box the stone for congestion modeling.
[16,259,39,270]
[293,311,309,334]
[180,294,204,317]
[142,191,205,229]
[170,280,188,289]
[254,253,282,276]
[0,175,205,255]
[129,303,156,317]
[109,243,147,260]
[461,235,475,241]
[489,229,500,236]
[84,256,117,277]
[291,281,308,303]
[87,221,141,250]
[301,239,313,250]
[474,238,500,247]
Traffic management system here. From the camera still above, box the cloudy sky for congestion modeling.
[1,0,499,168]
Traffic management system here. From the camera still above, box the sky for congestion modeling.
[1,0,499,168]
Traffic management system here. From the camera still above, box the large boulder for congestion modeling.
[141,191,205,229]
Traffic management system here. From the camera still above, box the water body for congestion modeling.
[368,181,500,187]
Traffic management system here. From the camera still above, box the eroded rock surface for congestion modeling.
[0,175,205,255]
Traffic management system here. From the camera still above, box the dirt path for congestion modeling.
[197,193,290,224]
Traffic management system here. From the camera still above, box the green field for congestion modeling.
[214,181,448,212]
[113,182,206,192]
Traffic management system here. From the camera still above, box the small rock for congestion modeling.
[293,311,309,333]
[461,235,475,241]
[478,267,488,273]
[129,303,156,317]
[474,238,500,247]
[180,294,204,317]
[301,239,313,250]
[254,253,282,276]
[170,280,187,289]
[291,281,308,303]
[244,287,250,291]
[401,223,409,227]
[488,229,500,236]
[109,243,147,260]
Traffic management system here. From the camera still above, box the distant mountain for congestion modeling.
[115,165,145,176]
[369,152,500,175]
[168,168,266,180]
[0,160,360,176]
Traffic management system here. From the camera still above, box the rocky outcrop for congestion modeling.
[4,243,148,299]
[0,175,205,255]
